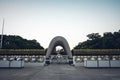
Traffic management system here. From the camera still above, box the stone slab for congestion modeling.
[110,60,120,67]
[98,60,110,67]
[0,61,9,67]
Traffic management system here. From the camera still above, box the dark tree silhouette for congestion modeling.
[0,35,44,49]
[74,30,120,49]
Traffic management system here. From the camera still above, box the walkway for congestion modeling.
[0,64,120,80]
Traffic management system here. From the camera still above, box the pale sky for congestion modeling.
[0,0,120,49]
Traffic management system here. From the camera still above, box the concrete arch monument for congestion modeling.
[45,36,73,65]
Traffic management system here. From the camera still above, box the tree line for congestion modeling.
[74,30,120,49]
[0,35,44,49]
[1,30,120,49]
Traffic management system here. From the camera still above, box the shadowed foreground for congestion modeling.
[0,64,120,80]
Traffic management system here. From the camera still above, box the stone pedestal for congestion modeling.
[45,58,50,65]
[68,58,73,65]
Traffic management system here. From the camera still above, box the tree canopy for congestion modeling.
[0,35,44,49]
[74,30,120,49]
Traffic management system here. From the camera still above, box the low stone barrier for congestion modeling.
[84,60,98,67]
[98,60,109,67]
[110,60,120,67]
[84,60,120,68]
[24,62,45,67]
[0,61,9,67]
[10,61,24,68]
[0,60,24,68]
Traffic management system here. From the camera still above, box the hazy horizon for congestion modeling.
[0,0,120,49]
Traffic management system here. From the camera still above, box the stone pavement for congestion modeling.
[0,64,120,80]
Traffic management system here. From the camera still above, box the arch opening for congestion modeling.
[45,36,73,65]
[50,45,68,64]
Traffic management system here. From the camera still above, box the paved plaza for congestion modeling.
[0,64,120,80]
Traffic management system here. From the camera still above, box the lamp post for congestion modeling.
[0,18,4,49]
